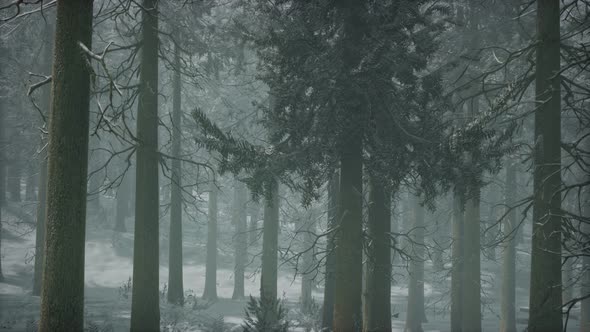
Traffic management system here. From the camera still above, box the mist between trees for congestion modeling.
[0,1,588,332]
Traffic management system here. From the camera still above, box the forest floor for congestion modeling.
[0,201,581,331]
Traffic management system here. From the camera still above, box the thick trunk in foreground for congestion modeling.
[38,1,93,330]
[130,0,161,330]
[232,179,248,300]
[322,171,339,330]
[582,136,590,332]
[202,180,218,301]
[450,191,464,332]
[0,43,5,282]
[364,176,392,332]
[500,161,517,332]
[528,1,562,331]
[167,41,184,306]
[462,189,481,332]
[333,136,363,331]
[405,197,426,332]
[261,178,279,301]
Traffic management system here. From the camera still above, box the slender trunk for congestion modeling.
[232,179,247,300]
[581,137,590,332]
[450,191,464,332]
[528,1,562,331]
[364,176,392,332]
[405,196,426,332]
[333,136,363,331]
[202,179,218,301]
[462,188,481,332]
[322,171,339,330]
[33,157,48,295]
[130,0,160,330]
[301,218,315,312]
[114,171,130,232]
[261,178,279,301]
[485,184,498,260]
[500,161,517,332]
[38,1,93,330]
[167,41,183,305]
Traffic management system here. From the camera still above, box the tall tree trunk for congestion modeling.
[322,171,339,330]
[202,179,218,301]
[462,188,481,332]
[33,156,48,296]
[333,136,363,331]
[167,41,183,305]
[130,0,160,330]
[261,178,279,301]
[406,196,426,332]
[364,175,392,331]
[0,41,5,282]
[300,217,315,313]
[528,1,562,331]
[232,179,247,300]
[451,191,464,332]
[581,136,590,332]
[38,1,93,330]
[500,161,517,332]
[114,171,130,232]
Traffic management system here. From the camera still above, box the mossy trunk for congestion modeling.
[202,179,218,301]
[38,1,93,330]
[130,0,161,330]
[528,1,562,331]
[322,171,339,330]
[167,41,184,306]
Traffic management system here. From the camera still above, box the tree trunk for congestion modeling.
[202,179,218,301]
[364,176,392,331]
[581,136,590,332]
[248,202,259,248]
[500,161,517,332]
[261,178,279,301]
[322,170,339,330]
[130,0,161,330]
[232,179,248,300]
[528,1,562,331]
[300,217,315,313]
[333,136,363,331]
[0,41,5,282]
[33,156,48,296]
[167,41,183,306]
[462,188,481,332]
[451,191,464,332]
[114,171,130,232]
[38,1,93,330]
[405,196,426,332]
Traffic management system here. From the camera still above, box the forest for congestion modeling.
[0,0,588,331]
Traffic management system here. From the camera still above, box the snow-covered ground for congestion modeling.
[0,206,581,331]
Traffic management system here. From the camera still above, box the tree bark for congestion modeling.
[38,1,93,330]
[130,0,161,330]
[528,1,562,331]
[405,196,426,332]
[202,179,218,301]
[322,170,339,330]
[451,191,464,332]
[500,161,517,332]
[0,41,5,282]
[462,188,481,332]
[581,136,590,332]
[261,178,279,301]
[232,179,248,300]
[333,136,363,331]
[167,41,184,306]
